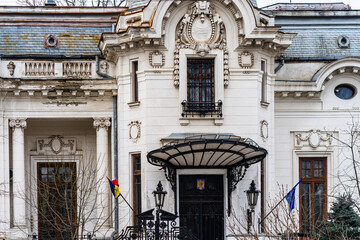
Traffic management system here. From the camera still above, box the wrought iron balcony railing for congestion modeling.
[181,100,223,118]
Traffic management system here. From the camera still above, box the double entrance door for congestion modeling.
[179,175,224,240]
[37,162,77,240]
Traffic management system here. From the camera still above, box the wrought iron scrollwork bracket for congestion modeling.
[227,164,249,216]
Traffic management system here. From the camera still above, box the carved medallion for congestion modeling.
[128,121,141,143]
[174,1,228,87]
[149,51,165,68]
[239,51,254,68]
[260,120,269,141]
[37,135,76,155]
[7,61,16,76]
[295,130,333,149]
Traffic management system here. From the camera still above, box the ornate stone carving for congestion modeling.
[239,51,254,69]
[260,120,269,141]
[149,51,165,68]
[100,61,109,74]
[174,1,228,87]
[7,61,16,76]
[93,117,111,131]
[295,129,333,149]
[176,1,226,51]
[37,135,76,155]
[9,118,27,130]
[128,121,141,143]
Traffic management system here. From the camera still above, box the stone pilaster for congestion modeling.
[93,117,111,226]
[9,118,27,227]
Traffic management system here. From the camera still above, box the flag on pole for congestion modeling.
[285,178,303,212]
[108,178,120,199]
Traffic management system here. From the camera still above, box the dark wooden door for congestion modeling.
[37,162,77,240]
[179,175,224,240]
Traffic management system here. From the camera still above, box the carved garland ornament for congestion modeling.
[295,129,332,149]
[128,121,141,143]
[37,135,76,155]
[173,1,229,86]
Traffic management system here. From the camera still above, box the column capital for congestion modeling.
[9,118,27,130]
[93,117,111,131]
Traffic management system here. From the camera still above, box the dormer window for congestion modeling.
[44,35,59,48]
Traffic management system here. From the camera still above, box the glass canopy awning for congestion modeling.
[147,134,267,215]
[147,134,267,169]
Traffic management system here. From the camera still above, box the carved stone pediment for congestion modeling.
[176,1,226,55]
[37,135,76,155]
[295,130,333,149]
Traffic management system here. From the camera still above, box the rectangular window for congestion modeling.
[299,157,327,233]
[131,61,139,102]
[132,154,141,225]
[182,58,222,117]
[187,58,214,108]
[37,162,76,240]
[261,60,267,103]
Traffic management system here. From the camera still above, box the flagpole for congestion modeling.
[258,177,305,226]
[119,193,136,213]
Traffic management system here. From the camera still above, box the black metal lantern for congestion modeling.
[245,180,260,233]
[246,180,260,211]
[153,181,167,209]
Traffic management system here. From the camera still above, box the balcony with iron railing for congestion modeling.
[181,100,223,118]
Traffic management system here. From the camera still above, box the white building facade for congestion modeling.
[0,0,359,239]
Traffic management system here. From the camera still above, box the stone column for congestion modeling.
[93,117,111,225]
[9,118,27,227]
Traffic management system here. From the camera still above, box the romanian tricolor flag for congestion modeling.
[108,178,120,199]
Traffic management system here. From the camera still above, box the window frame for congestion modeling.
[130,60,139,103]
[299,157,327,233]
[261,59,268,104]
[131,153,141,225]
[178,49,225,123]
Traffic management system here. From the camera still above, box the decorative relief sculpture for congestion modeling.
[93,117,111,131]
[7,61,16,76]
[100,61,109,74]
[239,51,254,69]
[9,118,27,130]
[37,135,76,155]
[174,0,228,86]
[149,51,165,68]
[295,129,333,149]
[128,121,141,143]
[260,120,269,141]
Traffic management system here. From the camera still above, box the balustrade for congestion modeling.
[25,62,54,76]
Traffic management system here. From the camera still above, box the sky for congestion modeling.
[1,0,360,9]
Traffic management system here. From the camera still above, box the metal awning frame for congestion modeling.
[147,135,268,216]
